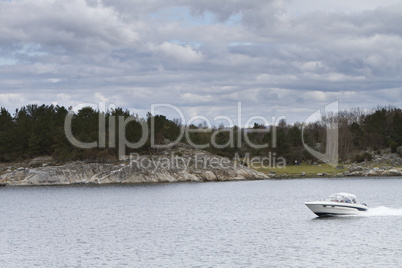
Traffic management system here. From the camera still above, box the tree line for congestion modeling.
[0,104,401,163]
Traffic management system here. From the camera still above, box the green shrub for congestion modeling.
[390,141,398,153]
[354,152,372,163]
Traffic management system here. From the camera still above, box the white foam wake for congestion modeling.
[362,206,402,217]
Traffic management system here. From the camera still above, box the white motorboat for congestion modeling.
[305,192,368,217]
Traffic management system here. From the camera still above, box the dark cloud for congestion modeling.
[0,0,401,124]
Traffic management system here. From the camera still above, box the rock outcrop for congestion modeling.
[344,149,402,177]
[28,156,54,167]
[0,143,270,186]
[346,166,402,177]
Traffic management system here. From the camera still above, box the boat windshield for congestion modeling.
[323,193,359,204]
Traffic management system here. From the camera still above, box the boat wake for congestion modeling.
[362,206,402,217]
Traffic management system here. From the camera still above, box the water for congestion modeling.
[0,178,401,267]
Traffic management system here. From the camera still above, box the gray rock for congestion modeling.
[368,169,382,176]
[349,166,364,172]
[350,170,368,176]
[385,169,402,176]
[29,156,54,168]
[0,143,269,186]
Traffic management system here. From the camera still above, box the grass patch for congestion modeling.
[253,163,347,176]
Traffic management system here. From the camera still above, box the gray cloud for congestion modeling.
[0,0,401,124]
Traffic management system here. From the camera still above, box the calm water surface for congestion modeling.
[1,178,401,267]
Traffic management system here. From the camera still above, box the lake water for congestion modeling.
[1,178,401,267]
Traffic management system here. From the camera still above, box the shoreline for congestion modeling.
[1,163,402,187]
[2,145,402,187]
[1,173,401,188]
[2,160,402,187]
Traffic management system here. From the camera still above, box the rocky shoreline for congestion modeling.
[274,149,402,178]
[274,167,402,179]
[0,143,271,186]
[1,146,402,186]
[343,150,402,177]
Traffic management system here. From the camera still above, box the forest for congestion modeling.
[0,104,401,163]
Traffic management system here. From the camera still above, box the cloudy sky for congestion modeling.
[1,0,402,125]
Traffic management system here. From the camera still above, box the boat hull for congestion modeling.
[305,201,368,217]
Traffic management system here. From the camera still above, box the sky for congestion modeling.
[1,0,402,126]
